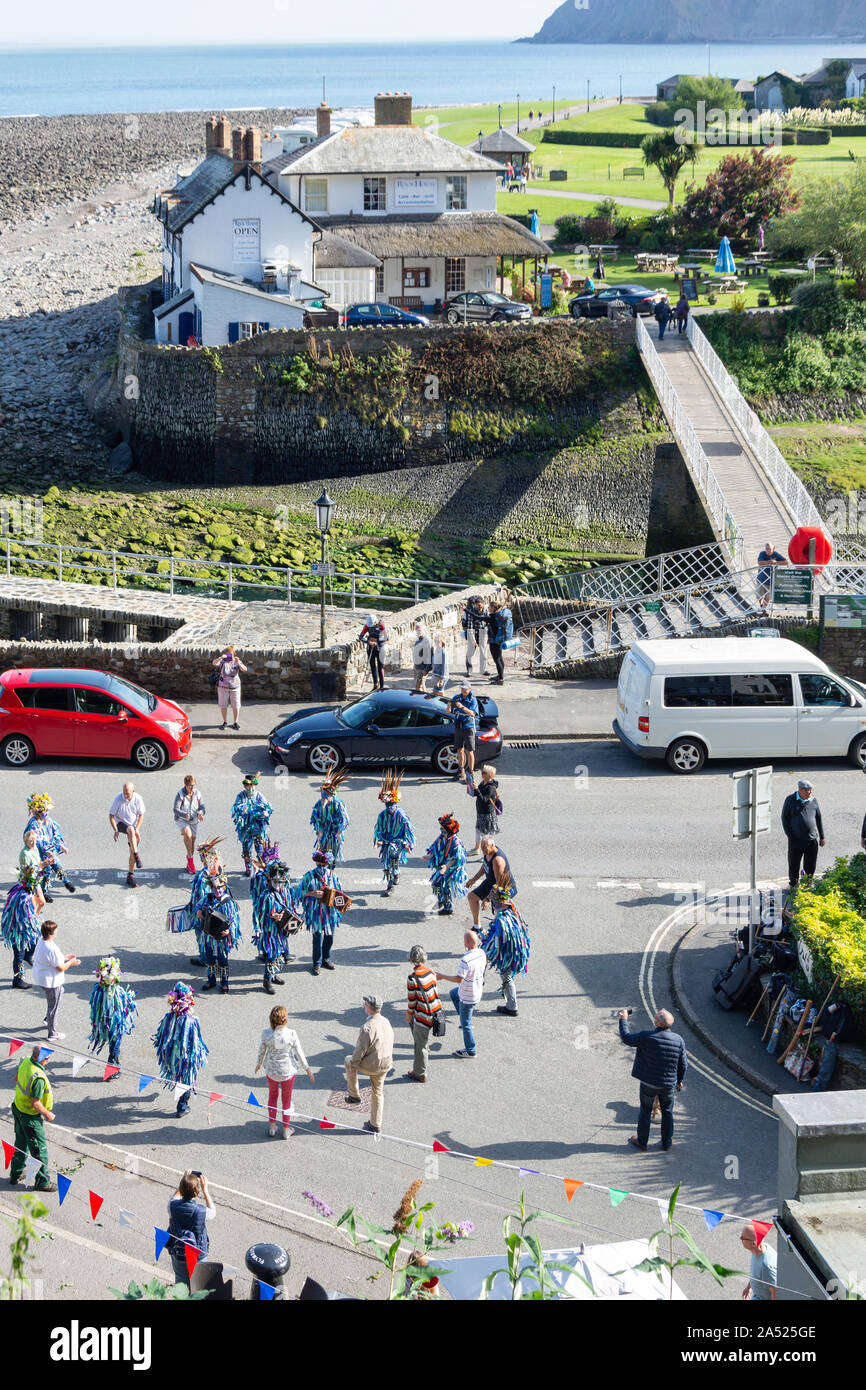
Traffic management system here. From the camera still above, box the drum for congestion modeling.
[202,907,232,940]
[166,905,192,934]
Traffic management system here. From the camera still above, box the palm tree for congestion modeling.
[640,130,700,206]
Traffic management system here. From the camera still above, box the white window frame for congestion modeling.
[445,257,466,294]
[446,174,468,211]
[304,177,328,213]
[238,322,260,339]
[375,265,385,294]
[364,176,387,211]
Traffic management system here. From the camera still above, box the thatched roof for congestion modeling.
[315,231,381,270]
[264,125,500,176]
[314,212,551,259]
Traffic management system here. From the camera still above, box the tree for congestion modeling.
[769,163,866,297]
[673,75,744,120]
[676,148,800,242]
[640,130,700,206]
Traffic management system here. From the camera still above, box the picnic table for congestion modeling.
[635,251,680,273]
[740,260,766,277]
[686,248,719,260]
[589,244,619,260]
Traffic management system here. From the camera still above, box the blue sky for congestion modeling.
[3,0,556,46]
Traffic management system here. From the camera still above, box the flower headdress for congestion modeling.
[439,812,459,834]
[197,836,224,864]
[321,766,350,794]
[27,793,53,815]
[18,863,39,891]
[167,982,196,1015]
[379,767,403,803]
[242,774,260,788]
[493,870,516,906]
[312,849,334,868]
[94,956,122,988]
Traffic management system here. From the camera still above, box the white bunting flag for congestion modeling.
[119,1209,135,1229]
[24,1154,42,1185]
[172,1083,190,1102]
[71,1056,89,1077]
[657,1199,668,1224]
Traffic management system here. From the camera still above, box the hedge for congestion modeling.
[768,272,811,304]
[792,858,866,1033]
[541,129,646,148]
[793,128,832,144]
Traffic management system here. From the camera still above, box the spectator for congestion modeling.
[740,1225,777,1301]
[431,636,450,693]
[435,929,486,1059]
[174,774,206,874]
[448,681,479,784]
[167,1170,215,1287]
[31,921,79,1042]
[756,540,787,610]
[212,645,247,731]
[405,944,442,1082]
[528,109,534,121]
[412,623,434,692]
[108,781,145,889]
[781,779,825,888]
[595,251,605,281]
[654,298,672,340]
[345,994,394,1134]
[8,1045,56,1193]
[466,834,516,927]
[618,1008,687,1151]
[674,291,690,335]
[519,164,528,193]
[470,765,502,855]
[489,597,514,686]
[359,613,388,692]
[462,596,489,678]
[254,1004,315,1138]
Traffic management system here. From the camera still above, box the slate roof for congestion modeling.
[189,263,326,306]
[153,286,194,319]
[470,129,536,156]
[154,155,321,235]
[264,125,501,177]
[312,212,551,259]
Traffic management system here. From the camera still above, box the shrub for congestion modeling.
[645,102,675,127]
[791,875,866,1033]
[769,273,810,305]
[795,128,832,145]
[541,129,646,148]
[790,277,851,333]
[729,293,747,314]
[553,213,587,246]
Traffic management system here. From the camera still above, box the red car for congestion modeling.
[0,667,191,771]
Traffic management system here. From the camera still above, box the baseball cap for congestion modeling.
[363,993,383,1011]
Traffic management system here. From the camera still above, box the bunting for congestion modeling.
[1,1141,14,1170]
[609,1189,629,1209]
[71,1056,89,1077]
[432,1141,449,1153]
[247,1092,263,1108]
[88,1191,104,1221]
[155,1227,171,1261]
[119,1209,134,1228]
[320,1116,335,1130]
[24,1154,42,1185]
[208,1092,223,1106]
[138,1075,154,1093]
[258,1280,276,1301]
[519,1167,539,1177]
[474,1157,493,1167]
[563,1179,583,1203]
[7,1039,23,1058]
[57,1174,71,1206]
[753,1220,773,1248]
[703,1210,724,1231]
[104,1065,120,1083]
[184,1244,200,1279]
[37,1047,53,1063]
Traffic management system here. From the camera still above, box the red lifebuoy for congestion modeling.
[788,526,832,570]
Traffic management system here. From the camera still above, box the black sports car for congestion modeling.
[568,284,668,318]
[267,689,503,776]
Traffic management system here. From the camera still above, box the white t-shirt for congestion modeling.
[110,792,145,826]
[31,938,65,989]
[457,947,486,1004]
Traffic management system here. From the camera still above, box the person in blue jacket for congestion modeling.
[488,598,514,686]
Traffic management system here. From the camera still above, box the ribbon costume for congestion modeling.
[231,774,273,876]
[481,873,530,1016]
[88,956,137,1073]
[250,840,301,993]
[2,865,40,988]
[299,849,344,974]
[373,768,415,895]
[310,767,350,863]
[180,838,241,994]
[425,813,468,916]
[25,794,76,899]
[152,982,208,1116]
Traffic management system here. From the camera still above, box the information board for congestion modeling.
[540,273,553,308]
[822,593,866,628]
[680,276,698,301]
[772,568,813,605]
[232,218,260,263]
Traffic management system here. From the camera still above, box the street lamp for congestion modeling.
[498,102,502,128]
[552,85,556,125]
[586,78,590,112]
[619,73,622,104]
[314,487,335,649]
[516,92,520,133]
[478,128,483,151]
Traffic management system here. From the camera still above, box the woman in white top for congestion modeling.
[173,774,207,873]
[254,1005,315,1138]
[31,920,79,1041]
[212,645,248,731]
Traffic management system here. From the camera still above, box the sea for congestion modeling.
[0,40,861,118]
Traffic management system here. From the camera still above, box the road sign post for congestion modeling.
[731,765,773,953]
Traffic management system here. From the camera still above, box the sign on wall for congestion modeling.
[394,179,438,209]
[233,218,261,263]
[822,594,866,628]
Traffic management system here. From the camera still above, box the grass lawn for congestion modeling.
[513,249,792,312]
[413,96,591,149]
[770,421,866,492]
[496,191,659,221]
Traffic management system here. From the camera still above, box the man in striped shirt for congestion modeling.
[405,944,442,1083]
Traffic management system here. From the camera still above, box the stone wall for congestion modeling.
[645,442,716,556]
[336,583,504,687]
[818,625,866,676]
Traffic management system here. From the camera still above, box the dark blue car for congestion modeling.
[267,689,502,776]
[341,303,430,328]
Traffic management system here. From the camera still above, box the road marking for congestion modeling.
[0,1199,162,1280]
[597,879,643,890]
[531,880,575,889]
[115,870,159,880]
[639,904,775,1120]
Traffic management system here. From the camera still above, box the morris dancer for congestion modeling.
[181,838,241,994]
[480,873,530,1018]
[311,767,350,863]
[374,768,415,896]
[2,863,41,990]
[152,983,208,1117]
[25,794,76,902]
[299,849,344,976]
[251,841,301,994]
[231,773,273,876]
[425,813,468,917]
[88,956,137,1078]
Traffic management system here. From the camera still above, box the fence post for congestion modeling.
[684,591,691,626]
[351,574,356,610]
[5,539,10,577]
[605,607,612,652]
[658,553,664,594]
[57,544,63,583]
[111,551,118,590]
[227,564,233,604]
[287,569,292,605]
[414,579,420,604]
[169,556,175,596]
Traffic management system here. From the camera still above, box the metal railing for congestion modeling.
[0,538,465,610]
[513,541,732,607]
[636,314,744,568]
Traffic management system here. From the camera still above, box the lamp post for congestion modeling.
[314,488,335,649]
[552,85,556,125]
[477,128,483,152]
[516,92,520,132]
[586,78,590,112]
[618,73,622,104]
[497,102,502,128]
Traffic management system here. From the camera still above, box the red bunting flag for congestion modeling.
[103,1065,120,1082]
[320,1116,335,1129]
[563,1179,584,1203]
[1,1141,14,1170]
[208,1092,223,1106]
[432,1140,449,1153]
[89,1191,104,1221]
[184,1244,200,1280]
[752,1220,773,1248]
[7,1039,23,1058]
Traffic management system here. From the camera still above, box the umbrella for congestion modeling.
[715,236,737,274]
[530,210,540,238]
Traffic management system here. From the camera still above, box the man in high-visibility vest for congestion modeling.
[9,1046,56,1191]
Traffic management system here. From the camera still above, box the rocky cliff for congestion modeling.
[520,0,866,44]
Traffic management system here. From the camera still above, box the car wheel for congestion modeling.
[1,735,35,768]
[306,742,345,776]
[432,742,460,776]
[132,739,167,771]
[446,310,461,325]
[665,737,706,774]
[848,733,866,768]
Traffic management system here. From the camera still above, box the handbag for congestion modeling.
[208,670,219,687]
[432,1009,446,1038]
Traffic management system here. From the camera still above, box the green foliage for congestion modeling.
[791,868,866,1031]
[200,346,224,374]
[1,1195,48,1300]
[332,1180,469,1299]
[265,340,413,435]
[791,277,855,333]
[677,149,800,241]
[110,1278,211,1300]
[769,163,866,294]
[640,129,700,205]
[674,75,745,119]
[634,1184,742,1296]
[541,128,646,148]
[769,272,811,305]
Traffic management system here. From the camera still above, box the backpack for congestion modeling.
[712,950,764,1012]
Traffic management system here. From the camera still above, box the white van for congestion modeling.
[613,637,866,773]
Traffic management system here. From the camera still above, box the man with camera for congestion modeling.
[167,1169,215,1286]
[618,1008,687,1152]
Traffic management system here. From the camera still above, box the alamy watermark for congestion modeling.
[0,497,43,542]
[675,102,782,148]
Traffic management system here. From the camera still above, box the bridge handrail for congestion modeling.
[513,541,732,606]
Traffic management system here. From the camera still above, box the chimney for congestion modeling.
[242,126,262,172]
[316,102,331,139]
[232,126,245,174]
[374,91,413,126]
[215,115,231,155]
[205,115,218,152]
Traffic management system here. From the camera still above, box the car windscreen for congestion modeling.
[338,696,380,728]
[483,293,510,304]
[105,675,158,714]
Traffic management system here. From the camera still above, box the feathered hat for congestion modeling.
[94,956,122,988]
[27,793,54,815]
[242,773,260,788]
[258,838,281,866]
[439,812,459,835]
[379,766,403,803]
[492,869,516,906]
[197,836,224,864]
[312,849,334,868]
[167,982,196,1015]
[321,766,350,794]
[18,863,39,891]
